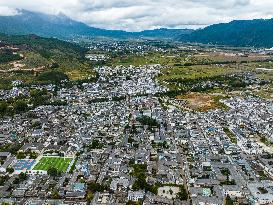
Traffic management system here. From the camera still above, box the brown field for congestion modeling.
[193,52,271,63]
[176,92,228,112]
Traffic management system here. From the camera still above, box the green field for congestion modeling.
[33,157,73,172]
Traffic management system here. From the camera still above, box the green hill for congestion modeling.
[180,19,273,48]
[0,34,96,89]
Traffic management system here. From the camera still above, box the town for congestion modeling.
[0,37,272,205]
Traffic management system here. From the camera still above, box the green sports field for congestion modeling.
[33,157,73,172]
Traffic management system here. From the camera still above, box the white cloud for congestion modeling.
[0,6,19,16]
[0,0,272,31]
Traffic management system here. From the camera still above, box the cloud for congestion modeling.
[0,6,19,16]
[0,0,272,31]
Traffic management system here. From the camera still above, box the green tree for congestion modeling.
[0,101,7,115]
[225,195,234,205]
[13,100,28,114]
[86,191,94,202]
[18,172,27,181]
[16,152,26,159]
[6,167,14,174]
[50,190,60,199]
[1,202,11,205]
[47,167,58,177]
[87,182,108,192]
[177,185,188,200]
[0,175,9,186]
[29,152,38,159]
[37,70,68,84]
[89,140,104,149]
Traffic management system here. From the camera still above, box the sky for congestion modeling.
[0,0,272,31]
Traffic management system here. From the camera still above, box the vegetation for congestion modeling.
[258,187,268,194]
[0,143,22,155]
[220,179,236,186]
[1,203,11,205]
[0,88,67,117]
[0,175,9,186]
[87,182,109,193]
[0,34,97,89]
[88,139,104,150]
[225,195,235,205]
[131,164,159,194]
[152,141,169,149]
[50,189,60,199]
[69,156,78,174]
[6,167,14,174]
[36,70,68,84]
[220,168,231,176]
[86,191,94,202]
[158,71,253,92]
[16,150,39,159]
[177,185,188,200]
[14,172,28,184]
[0,99,28,116]
[260,135,273,146]
[257,170,268,180]
[33,157,73,173]
[181,18,273,47]
[223,127,237,144]
[0,50,22,63]
[47,167,60,177]
[136,116,160,129]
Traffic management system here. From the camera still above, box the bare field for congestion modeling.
[176,92,228,112]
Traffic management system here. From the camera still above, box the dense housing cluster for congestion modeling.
[0,39,272,205]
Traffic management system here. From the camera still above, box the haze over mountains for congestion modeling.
[0,10,192,40]
[0,10,273,47]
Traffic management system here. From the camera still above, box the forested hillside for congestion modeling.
[180,19,273,48]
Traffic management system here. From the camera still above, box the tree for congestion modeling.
[50,190,60,199]
[89,140,104,149]
[169,189,173,195]
[47,167,58,177]
[86,191,94,202]
[225,195,234,205]
[136,116,159,128]
[87,182,108,193]
[18,172,27,181]
[0,175,9,186]
[0,101,7,115]
[37,70,68,84]
[13,100,28,114]
[28,152,38,159]
[177,185,188,200]
[6,167,14,174]
[16,152,26,159]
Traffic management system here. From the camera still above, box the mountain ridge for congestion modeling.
[181,18,273,48]
[0,10,192,40]
[1,10,273,47]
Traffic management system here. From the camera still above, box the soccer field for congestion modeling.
[33,157,73,172]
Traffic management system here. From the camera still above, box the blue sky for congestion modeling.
[0,0,272,31]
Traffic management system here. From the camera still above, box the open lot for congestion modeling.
[33,157,73,173]
[176,92,228,112]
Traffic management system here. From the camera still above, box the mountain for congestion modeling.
[180,19,273,48]
[2,10,273,47]
[0,10,192,40]
[134,28,193,39]
[0,10,128,39]
[0,33,97,88]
